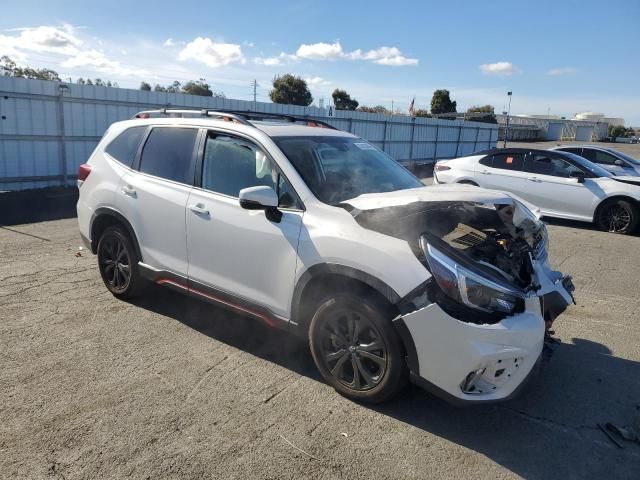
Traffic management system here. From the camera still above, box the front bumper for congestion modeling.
[395,260,573,404]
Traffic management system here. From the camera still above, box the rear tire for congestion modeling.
[595,199,639,234]
[308,294,407,403]
[97,225,145,299]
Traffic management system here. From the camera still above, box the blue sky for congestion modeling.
[2,0,639,123]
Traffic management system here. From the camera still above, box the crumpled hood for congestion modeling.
[343,184,539,216]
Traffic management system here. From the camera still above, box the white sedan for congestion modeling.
[433,148,640,234]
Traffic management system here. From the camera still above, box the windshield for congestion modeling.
[562,152,612,177]
[611,150,640,166]
[273,136,423,204]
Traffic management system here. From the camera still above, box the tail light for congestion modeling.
[77,163,92,187]
[435,164,451,171]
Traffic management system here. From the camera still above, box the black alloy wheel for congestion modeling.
[97,225,143,298]
[320,307,388,391]
[597,200,638,234]
[309,294,407,403]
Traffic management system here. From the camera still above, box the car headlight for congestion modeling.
[424,242,525,314]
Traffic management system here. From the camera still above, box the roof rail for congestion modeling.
[132,108,337,130]
[223,110,338,130]
[132,108,252,126]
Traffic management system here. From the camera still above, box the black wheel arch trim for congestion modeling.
[90,207,143,260]
[291,263,402,326]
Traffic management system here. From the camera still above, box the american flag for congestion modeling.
[408,97,415,116]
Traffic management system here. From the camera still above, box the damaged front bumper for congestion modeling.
[394,259,574,404]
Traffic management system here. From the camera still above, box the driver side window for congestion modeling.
[201,133,301,209]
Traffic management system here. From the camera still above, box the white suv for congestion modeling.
[77,109,575,404]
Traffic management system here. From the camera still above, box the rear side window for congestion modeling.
[105,126,147,167]
[491,153,525,171]
[138,128,198,184]
[561,147,582,155]
[479,156,493,167]
[581,149,619,165]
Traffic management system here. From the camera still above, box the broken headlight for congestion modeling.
[424,242,525,314]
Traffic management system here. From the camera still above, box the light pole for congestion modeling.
[503,91,512,148]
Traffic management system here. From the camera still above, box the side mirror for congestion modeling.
[614,159,625,166]
[239,186,282,222]
[570,171,585,183]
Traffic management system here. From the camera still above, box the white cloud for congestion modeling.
[347,46,418,66]
[243,40,255,47]
[164,38,175,47]
[305,76,331,87]
[296,41,344,60]
[256,41,418,67]
[0,24,82,58]
[178,36,245,67]
[546,67,577,76]
[479,61,517,75]
[61,49,146,77]
[254,52,298,66]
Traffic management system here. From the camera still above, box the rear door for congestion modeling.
[119,126,199,276]
[521,152,598,220]
[475,151,529,193]
[185,130,303,318]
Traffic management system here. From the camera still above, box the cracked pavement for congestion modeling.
[1,218,639,479]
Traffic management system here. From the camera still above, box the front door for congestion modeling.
[521,152,597,220]
[186,131,303,319]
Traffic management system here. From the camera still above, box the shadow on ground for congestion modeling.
[131,284,640,479]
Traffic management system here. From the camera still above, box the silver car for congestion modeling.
[553,145,640,176]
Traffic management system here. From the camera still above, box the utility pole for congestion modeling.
[503,91,512,148]
[251,79,259,110]
[391,99,394,115]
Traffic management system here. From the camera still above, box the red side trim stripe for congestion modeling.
[156,278,276,327]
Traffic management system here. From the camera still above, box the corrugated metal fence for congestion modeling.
[0,77,498,190]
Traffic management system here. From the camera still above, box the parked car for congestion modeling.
[78,110,574,404]
[434,148,640,234]
[552,145,640,176]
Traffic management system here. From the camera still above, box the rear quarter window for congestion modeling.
[491,153,525,170]
[105,126,147,167]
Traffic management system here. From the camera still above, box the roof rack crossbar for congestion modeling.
[132,108,337,130]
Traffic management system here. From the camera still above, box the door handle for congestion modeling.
[527,177,540,182]
[481,170,491,175]
[188,203,210,216]
[121,185,137,197]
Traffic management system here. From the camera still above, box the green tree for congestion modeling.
[466,104,497,123]
[609,125,626,138]
[357,105,389,113]
[269,74,313,106]
[140,81,152,91]
[0,56,60,81]
[332,88,359,111]
[413,109,431,118]
[430,89,457,115]
[182,79,212,97]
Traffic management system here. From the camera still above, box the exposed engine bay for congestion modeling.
[345,200,546,291]
[342,198,570,325]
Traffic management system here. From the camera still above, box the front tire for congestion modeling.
[596,199,639,234]
[97,225,144,299]
[308,294,407,403]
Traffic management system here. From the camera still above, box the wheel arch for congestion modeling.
[291,263,401,331]
[593,195,640,222]
[90,207,143,260]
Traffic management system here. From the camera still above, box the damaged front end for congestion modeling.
[344,190,575,403]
